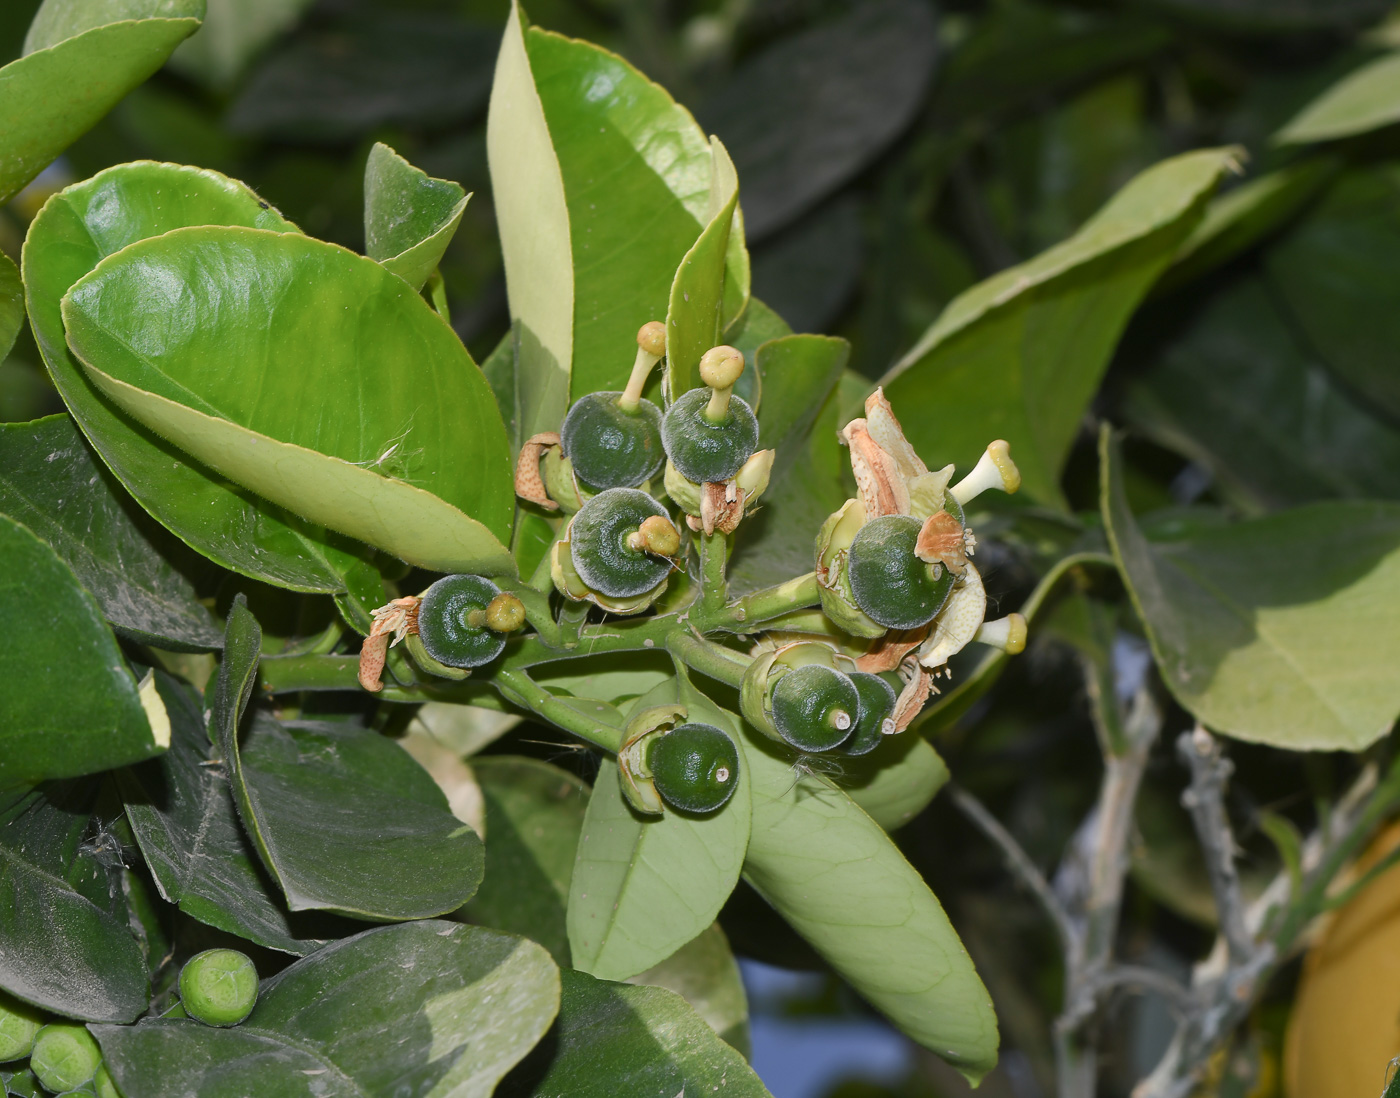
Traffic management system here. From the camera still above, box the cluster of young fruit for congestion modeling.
[0,950,257,1095]
[359,323,1025,819]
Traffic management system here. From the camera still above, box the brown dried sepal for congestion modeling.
[915,510,967,576]
[841,418,907,519]
[856,627,929,674]
[515,432,562,511]
[864,387,926,481]
[699,480,745,536]
[358,596,421,693]
[891,655,935,732]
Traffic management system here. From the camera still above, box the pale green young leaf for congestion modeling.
[1275,50,1400,145]
[626,922,750,1055]
[842,734,949,832]
[363,141,469,292]
[169,0,315,90]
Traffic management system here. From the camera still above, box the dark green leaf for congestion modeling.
[750,196,864,335]
[363,142,469,293]
[94,920,560,1098]
[882,147,1235,507]
[0,784,149,1022]
[698,0,937,240]
[1265,165,1400,424]
[753,334,849,470]
[23,161,373,593]
[61,225,515,575]
[626,922,750,1056]
[1137,0,1390,32]
[0,0,203,203]
[0,515,162,787]
[0,415,222,650]
[1101,429,1400,749]
[122,671,360,955]
[461,756,589,965]
[0,252,21,364]
[498,969,767,1098]
[168,0,315,90]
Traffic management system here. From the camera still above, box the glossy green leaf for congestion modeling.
[515,15,748,400]
[698,0,936,240]
[881,147,1236,506]
[122,671,359,955]
[214,599,485,919]
[0,1,203,204]
[1124,274,1400,510]
[1275,50,1400,145]
[62,225,515,574]
[750,196,864,336]
[498,969,768,1098]
[842,734,949,832]
[462,756,590,965]
[94,920,560,1098]
[0,415,222,650]
[22,161,377,594]
[754,334,849,471]
[0,515,161,787]
[486,4,571,442]
[363,142,469,293]
[169,0,315,90]
[568,687,752,982]
[741,733,998,1084]
[0,252,21,364]
[1101,430,1400,750]
[627,922,750,1055]
[1265,165,1400,423]
[0,784,149,1022]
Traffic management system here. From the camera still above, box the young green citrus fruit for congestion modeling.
[178,948,259,1027]
[770,664,860,752]
[847,514,955,629]
[560,392,665,490]
[417,574,509,669]
[0,990,43,1062]
[843,672,899,756]
[660,387,759,484]
[646,722,741,813]
[569,488,677,598]
[93,1063,121,1098]
[29,1025,101,1093]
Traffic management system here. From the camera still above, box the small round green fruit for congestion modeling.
[847,514,955,630]
[94,1063,122,1098]
[660,387,759,484]
[29,1024,101,1092]
[569,488,677,599]
[0,989,43,1062]
[770,664,860,753]
[647,723,740,813]
[560,392,665,491]
[179,948,259,1028]
[417,575,509,669]
[843,672,899,756]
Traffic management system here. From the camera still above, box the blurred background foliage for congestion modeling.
[6,0,1400,1094]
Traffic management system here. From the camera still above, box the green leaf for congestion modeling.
[1265,165,1400,424]
[0,0,203,204]
[0,415,222,651]
[1138,0,1390,31]
[61,225,515,575]
[363,142,469,293]
[168,0,315,90]
[1101,429,1400,750]
[741,733,998,1084]
[698,0,937,240]
[882,147,1236,506]
[1124,274,1400,510]
[753,334,849,467]
[485,4,572,443]
[94,920,560,1098]
[214,599,485,919]
[462,756,590,965]
[0,784,149,1022]
[665,139,741,397]
[1275,50,1400,145]
[508,12,748,401]
[841,734,949,832]
[0,515,162,787]
[568,687,752,982]
[23,161,375,594]
[626,922,750,1056]
[121,671,360,955]
[0,252,21,364]
[498,969,768,1098]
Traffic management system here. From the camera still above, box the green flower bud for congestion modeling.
[29,1025,101,1093]
[842,672,898,756]
[661,387,759,484]
[417,575,509,670]
[0,990,43,1062]
[179,948,258,1028]
[770,664,859,753]
[569,488,679,599]
[560,392,665,491]
[647,723,740,814]
[847,514,955,630]
[814,500,886,639]
[94,1063,121,1098]
[664,460,703,516]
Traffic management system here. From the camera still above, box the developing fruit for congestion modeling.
[770,664,860,753]
[29,1025,101,1093]
[660,346,759,484]
[0,990,42,1062]
[568,488,679,599]
[647,723,740,813]
[417,575,521,669]
[179,948,259,1027]
[847,514,956,630]
[843,672,899,756]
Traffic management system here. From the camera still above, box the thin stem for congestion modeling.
[700,531,728,617]
[259,654,361,694]
[667,631,750,689]
[725,572,820,630]
[492,667,622,753]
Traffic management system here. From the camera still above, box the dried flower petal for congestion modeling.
[856,628,929,673]
[864,387,926,481]
[842,418,909,518]
[914,510,968,575]
[515,432,561,510]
